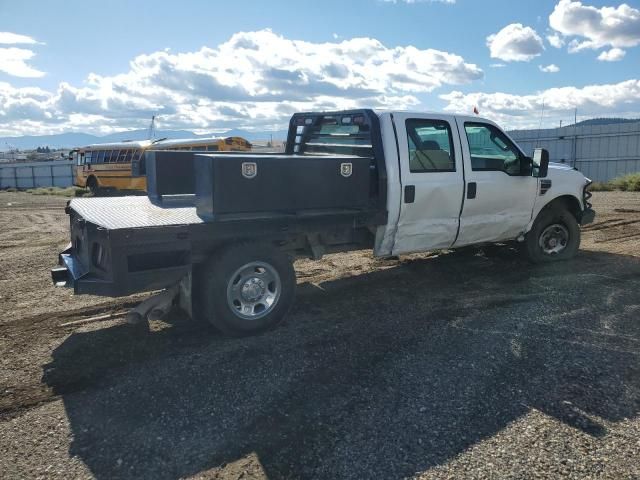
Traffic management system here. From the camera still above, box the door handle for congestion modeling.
[404,185,415,203]
[467,182,477,199]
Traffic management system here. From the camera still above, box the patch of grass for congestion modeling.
[24,186,86,197]
[610,173,640,192]
[588,181,614,192]
[1,187,18,193]
[588,173,640,192]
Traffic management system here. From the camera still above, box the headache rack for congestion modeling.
[285,109,387,212]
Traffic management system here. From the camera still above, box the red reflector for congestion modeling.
[353,115,365,125]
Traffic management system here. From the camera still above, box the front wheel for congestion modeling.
[198,242,296,336]
[524,206,581,263]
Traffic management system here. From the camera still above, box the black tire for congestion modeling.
[524,206,580,263]
[86,176,101,196]
[198,242,296,336]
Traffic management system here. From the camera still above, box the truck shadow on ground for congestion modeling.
[42,247,640,479]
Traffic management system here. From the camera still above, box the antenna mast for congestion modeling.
[535,99,545,148]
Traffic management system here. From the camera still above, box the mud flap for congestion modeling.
[580,208,596,226]
[178,272,193,319]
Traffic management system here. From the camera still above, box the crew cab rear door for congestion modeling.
[391,113,464,255]
[454,118,537,246]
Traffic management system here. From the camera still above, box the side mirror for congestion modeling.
[533,148,549,178]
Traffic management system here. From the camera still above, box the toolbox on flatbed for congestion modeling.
[194,153,373,219]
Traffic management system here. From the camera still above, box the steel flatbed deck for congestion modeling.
[68,196,203,229]
[57,195,386,297]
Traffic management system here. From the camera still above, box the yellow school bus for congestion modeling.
[72,137,251,193]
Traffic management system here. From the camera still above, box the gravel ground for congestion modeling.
[0,190,639,479]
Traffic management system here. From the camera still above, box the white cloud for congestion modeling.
[0,47,45,78]
[490,63,507,68]
[547,33,565,48]
[487,23,545,62]
[597,47,626,61]
[539,64,560,73]
[0,32,41,45]
[440,79,640,128]
[0,32,45,78]
[549,0,640,52]
[0,29,483,135]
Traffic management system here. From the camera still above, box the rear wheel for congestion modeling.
[524,206,580,263]
[86,176,101,196]
[198,242,296,336]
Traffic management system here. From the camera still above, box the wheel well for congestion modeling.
[86,175,98,187]
[542,195,581,221]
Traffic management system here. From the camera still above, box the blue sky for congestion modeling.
[1,0,639,135]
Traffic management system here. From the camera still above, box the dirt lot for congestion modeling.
[1,190,639,479]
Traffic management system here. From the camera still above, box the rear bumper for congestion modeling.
[51,243,120,296]
[52,242,191,297]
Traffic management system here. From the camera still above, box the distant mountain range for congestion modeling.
[0,128,288,151]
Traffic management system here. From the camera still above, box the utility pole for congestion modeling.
[148,115,156,140]
[573,108,578,168]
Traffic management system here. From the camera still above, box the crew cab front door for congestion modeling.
[391,114,464,255]
[454,119,537,246]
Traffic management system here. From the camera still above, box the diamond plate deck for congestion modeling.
[69,196,204,230]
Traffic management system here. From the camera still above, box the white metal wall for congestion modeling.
[0,160,74,189]
[509,121,640,182]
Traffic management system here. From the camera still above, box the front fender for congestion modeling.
[526,190,592,233]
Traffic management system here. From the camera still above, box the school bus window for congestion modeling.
[72,136,250,191]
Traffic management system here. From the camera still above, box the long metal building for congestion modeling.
[509,121,640,182]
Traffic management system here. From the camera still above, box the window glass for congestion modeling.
[132,149,142,162]
[405,119,455,172]
[298,115,373,157]
[95,150,105,164]
[124,150,133,163]
[464,123,522,174]
[119,149,129,162]
[108,150,119,163]
[207,145,219,151]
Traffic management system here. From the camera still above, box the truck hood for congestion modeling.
[547,162,590,185]
[549,162,575,172]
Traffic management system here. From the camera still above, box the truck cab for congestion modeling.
[374,111,592,257]
[52,109,594,336]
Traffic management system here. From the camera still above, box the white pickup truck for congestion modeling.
[52,109,595,335]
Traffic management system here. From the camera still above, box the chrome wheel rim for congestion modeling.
[226,261,281,320]
[539,223,569,255]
